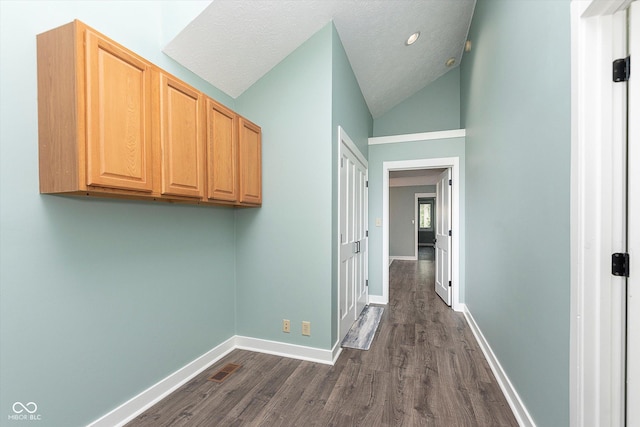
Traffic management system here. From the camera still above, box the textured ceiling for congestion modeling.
[164,0,476,118]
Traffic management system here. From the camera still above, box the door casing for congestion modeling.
[570,0,632,424]
[380,157,461,311]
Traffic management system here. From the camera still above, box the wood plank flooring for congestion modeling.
[127,259,517,426]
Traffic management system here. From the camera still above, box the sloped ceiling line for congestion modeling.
[164,0,476,118]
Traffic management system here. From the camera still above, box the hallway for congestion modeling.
[127,259,516,426]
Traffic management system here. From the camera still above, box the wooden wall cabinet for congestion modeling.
[238,118,262,206]
[157,73,206,199]
[206,99,238,203]
[37,20,261,208]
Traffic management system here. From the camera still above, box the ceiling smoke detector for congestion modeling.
[405,31,420,46]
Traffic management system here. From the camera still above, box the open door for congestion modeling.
[339,128,368,342]
[435,168,452,305]
[627,2,639,423]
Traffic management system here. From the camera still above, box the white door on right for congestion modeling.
[627,1,639,424]
[435,168,452,306]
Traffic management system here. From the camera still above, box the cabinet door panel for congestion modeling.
[207,100,238,202]
[85,30,152,192]
[238,118,262,205]
[160,75,204,198]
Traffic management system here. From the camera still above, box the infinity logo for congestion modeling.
[12,401,38,414]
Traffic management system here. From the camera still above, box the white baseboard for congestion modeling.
[235,336,334,365]
[389,255,417,261]
[331,340,343,364]
[89,336,236,427]
[88,335,335,426]
[462,305,536,427]
[368,295,388,305]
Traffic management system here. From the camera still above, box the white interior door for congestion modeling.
[339,129,368,341]
[627,2,639,423]
[355,166,368,317]
[435,169,451,305]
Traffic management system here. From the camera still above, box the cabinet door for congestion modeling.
[206,99,238,202]
[238,117,262,205]
[159,74,205,198]
[85,30,153,192]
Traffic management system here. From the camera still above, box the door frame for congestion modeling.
[570,0,631,424]
[381,157,461,311]
[337,126,368,343]
[415,192,436,258]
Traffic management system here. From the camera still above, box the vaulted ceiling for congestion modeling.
[164,0,476,118]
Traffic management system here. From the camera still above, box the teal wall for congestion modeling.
[390,185,435,257]
[235,25,334,349]
[460,0,571,425]
[373,68,461,137]
[368,138,465,299]
[0,2,237,426]
[330,25,373,345]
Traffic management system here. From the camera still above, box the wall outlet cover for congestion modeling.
[302,321,311,336]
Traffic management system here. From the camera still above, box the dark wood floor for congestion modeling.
[127,259,517,426]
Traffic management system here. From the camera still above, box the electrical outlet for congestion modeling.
[302,321,311,336]
[283,319,291,333]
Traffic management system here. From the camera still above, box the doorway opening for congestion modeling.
[381,157,461,311]
[415,192,436,260]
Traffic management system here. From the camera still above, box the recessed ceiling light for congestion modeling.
[405,32,420,46]
[446,57,456,67]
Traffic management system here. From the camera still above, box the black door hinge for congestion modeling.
[366,230,368,237]
[366,279,369,287]
[612,253,630,277]
[366,181,369,188]
[448,280,452,287]
[449,179,452,186]
[448,230,452,237]
[613,56,630,82]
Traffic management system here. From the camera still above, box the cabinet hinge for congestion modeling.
[448,230,452,237]
[366,230,369,237]
[612,253,630,277]
[366,181,369,188]
[449,179,452,186]
[613,56,630,82]
[448,280,452,287]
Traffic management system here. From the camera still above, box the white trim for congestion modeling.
[627,3,640,424]
[331,340,343,364]
[462,305,536,427]
[88,336,236,427]
[88,335,336,426]
[415,192,436,259]
[368,295,387,305]
[235,336,334,365]
[582,0,633,17]
[368,129,466,146]
[339,126,368,167]
[389,255,417,261]
[382,157,461,311]
[570,1,628,425]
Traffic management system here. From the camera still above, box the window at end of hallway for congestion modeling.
[419,203,432,229]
